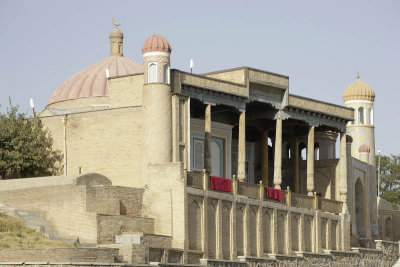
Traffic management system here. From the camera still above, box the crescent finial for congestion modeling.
[112,17,122,27]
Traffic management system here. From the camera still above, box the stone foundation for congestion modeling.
[0,248,120,262]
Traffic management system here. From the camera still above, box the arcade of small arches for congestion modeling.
[349,105,374,126]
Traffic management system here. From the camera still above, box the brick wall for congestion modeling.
[0,184,98,243]
[41,106,145,189]
[96,215,154,244]
[86,186,144,217]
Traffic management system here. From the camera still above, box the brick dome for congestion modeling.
[142,34,172,54]
[47,56,144,106]
[358,144,371,153]
[47,27,144,106]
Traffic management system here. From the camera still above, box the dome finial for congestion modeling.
[109,19,123,56]
[356,71,360,79]
[112,17,122,28]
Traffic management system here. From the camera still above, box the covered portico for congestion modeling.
[174,67,354,257]
[178,67,353,204]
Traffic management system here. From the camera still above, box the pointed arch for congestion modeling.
[355,178,366,238]
[188,199,202,250]
[236,206,244,256]
[358,107,364,124]
[207,202,217,258]
[369,107,374,125]
[314,143,320,160]
[221,203,231,259]
[148,62,157,83]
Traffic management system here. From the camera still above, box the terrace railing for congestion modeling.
[186,171,203,189]
[237,182,259,199]
[186,171,343,214]
[290,192,315,210]
[318,197,343,214]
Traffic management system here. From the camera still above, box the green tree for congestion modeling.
[376,154,400,209]
[0,101,62,179]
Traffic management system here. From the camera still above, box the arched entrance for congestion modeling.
[355,179,366,238]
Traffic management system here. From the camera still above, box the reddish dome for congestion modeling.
[142,34,171,54]
[47,56,144,106]
[358,144,371,153]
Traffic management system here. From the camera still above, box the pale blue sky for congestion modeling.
[0,0,399,155]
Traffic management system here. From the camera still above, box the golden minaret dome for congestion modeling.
[343,73,375,102]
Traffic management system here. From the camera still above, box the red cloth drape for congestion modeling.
[265,186,282,201]
[210,176,231,192]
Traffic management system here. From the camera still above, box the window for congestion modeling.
[191,136,225,177]
[314,143,320,160]
[163,64,170,84]
[148,62,157,83]
[358,107,364,124]
[369,108,374,125]
[328,143,334,159]
[192,138,204,171]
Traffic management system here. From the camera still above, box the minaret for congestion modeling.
[109,18,123,56]
[141,34,172,165]
[343,73,376,165]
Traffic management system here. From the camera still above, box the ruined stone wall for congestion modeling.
[0,174,150,245]
[378,209,400,242]
[0,248,119,263]
[0,183,98,243]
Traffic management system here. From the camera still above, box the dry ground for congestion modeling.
[0,212,74,250]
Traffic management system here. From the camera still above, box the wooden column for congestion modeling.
[204,104,212,174]
[293,137,299,193]
[306,126,315,196]
[261,130,269,186]
[237,111,246,182]
[273,117,282,189]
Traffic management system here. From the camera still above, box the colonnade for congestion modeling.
[202,104,348,209]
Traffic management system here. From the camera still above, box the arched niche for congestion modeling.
[188,199,202,250]
[355,178,366,238]
[358,107,365,124]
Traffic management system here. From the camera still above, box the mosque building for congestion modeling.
[1,22,399,264]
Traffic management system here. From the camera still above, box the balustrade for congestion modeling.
[186,172,342,214]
